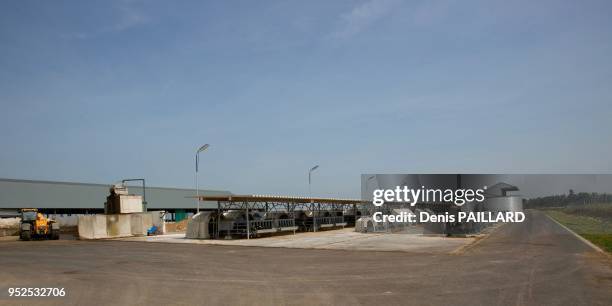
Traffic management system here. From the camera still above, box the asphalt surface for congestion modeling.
[117,227,475,253]
[0,210,610,306]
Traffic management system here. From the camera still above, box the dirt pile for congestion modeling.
[165,219,190,232]
[0,218,20,236]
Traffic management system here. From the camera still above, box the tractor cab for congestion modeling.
[21,209,37,221]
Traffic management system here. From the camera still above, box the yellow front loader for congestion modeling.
[19,208,60,240]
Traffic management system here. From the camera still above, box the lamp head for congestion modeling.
[198,144,210,153]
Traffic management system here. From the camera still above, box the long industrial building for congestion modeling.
[0,178,231,220]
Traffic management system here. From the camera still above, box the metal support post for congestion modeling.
[246,201,250,240]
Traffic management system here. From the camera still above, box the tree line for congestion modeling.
[523,190,612,209]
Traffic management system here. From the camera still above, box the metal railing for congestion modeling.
[218,218,296,234]
[277,218,295,228]
[248,219,296,229]
[249,219,274,230]
[314,216,345,225]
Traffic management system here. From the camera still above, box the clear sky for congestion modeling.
[1,0,611,198]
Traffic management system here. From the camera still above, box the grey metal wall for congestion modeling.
[0,178,231,210]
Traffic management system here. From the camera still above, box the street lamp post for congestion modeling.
[309,165,319,232]
[195,144,210,214]
[366,175,378,227]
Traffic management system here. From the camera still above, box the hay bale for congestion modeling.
[0,217,20,229]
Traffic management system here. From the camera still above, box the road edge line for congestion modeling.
[545,213,609,257]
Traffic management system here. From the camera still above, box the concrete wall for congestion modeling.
[47,214,155,228]
[78,215,108,239]
[78,212,161,240]
[130,213,153,236]
[106,214,132,237]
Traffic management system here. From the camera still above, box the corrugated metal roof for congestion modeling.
[486,182,520,197]
[0,178,231,210]
[196,194,366,205]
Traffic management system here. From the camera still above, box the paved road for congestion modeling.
[0,210,610,306]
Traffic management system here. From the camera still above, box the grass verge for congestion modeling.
[545,210,612,253]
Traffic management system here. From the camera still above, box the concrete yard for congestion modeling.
[1,211,611,306]
[116,227,476,253]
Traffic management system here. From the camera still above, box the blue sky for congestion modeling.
[1,0,611,197]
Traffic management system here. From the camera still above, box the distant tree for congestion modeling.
[524,192,612,209]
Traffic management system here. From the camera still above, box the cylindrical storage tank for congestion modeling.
[485,196,523,213]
